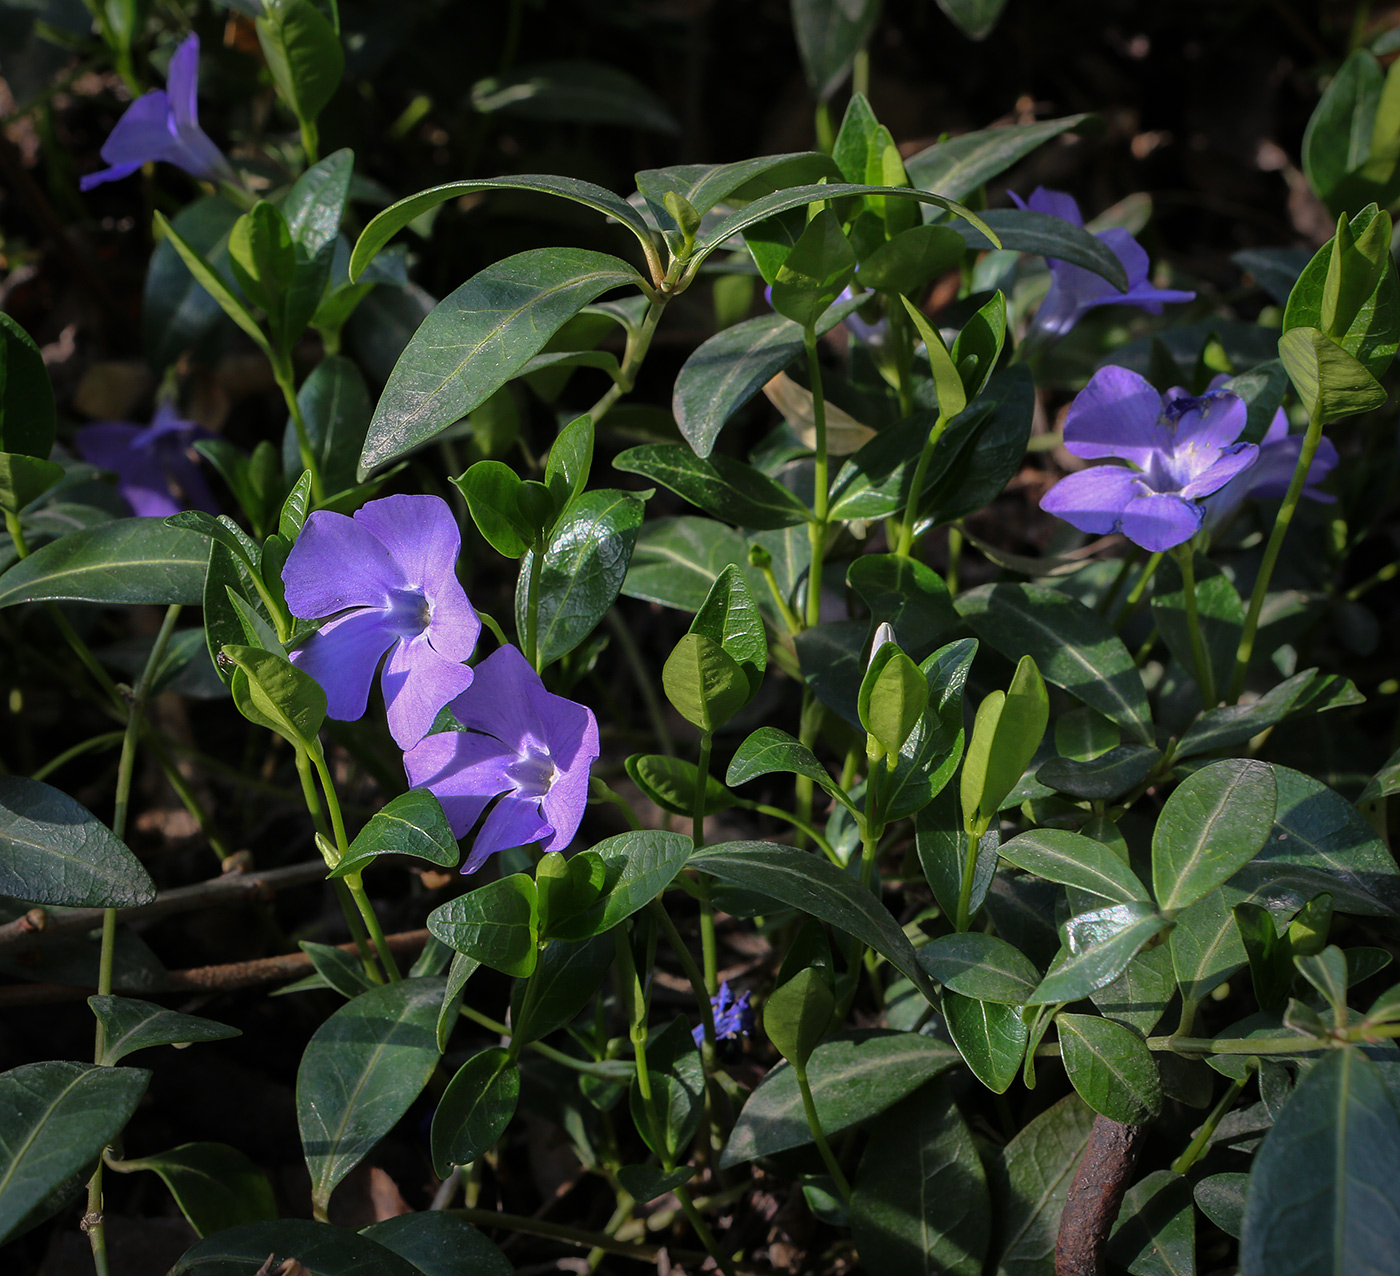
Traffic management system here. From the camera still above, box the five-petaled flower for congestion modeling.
[80,34,235,191]
[75,403,217,518]
[403,643,600,874]
[1011,187,1195,339]
[693,981,754,1047]
[281,494,481,750]
[1040,366,1261,552]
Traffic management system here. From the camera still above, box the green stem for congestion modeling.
[29,731,124,782]
[895,412,951,557]
[674,1183,738,1276]
[1098,552,1140,616]
[1173,545,1217,709]
[954,827,983,932]
[524,538,545,671]
[587,296,666,424]
[605,610,674,753]
[1171,1070,1250,1174]
[1228,414,1328,702]
[803,325,830,631]
[814,100,834,154]
[945,525,963,595]
[344,870,401,980]
[753,553,803,637]
[273,355,324,507]
[794,1062,852,1206]
[741,801,840,864]
[1114,550,1163,631]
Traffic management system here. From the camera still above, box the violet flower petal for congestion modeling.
[290,608,399,722]
[282,510,408,617]
[449,644,551,749]
[1119,492,1204,552]
[404,730,516,838]
[1178,442,1260,500]
[1063,367,1173,467]
[167,34,202,130]
[1170,392,1249,456]
[380,631,476,750]
[1040,464,1142,535]
[538,702,600,854]
[464,796,554,873]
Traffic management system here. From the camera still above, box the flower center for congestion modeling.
[386,588,432,636]
[507,744,557,799]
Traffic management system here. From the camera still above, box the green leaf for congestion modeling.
[257,0,344,133]
[546,830,694,942]
[955,208,1129,291]
[331,790,459,879]
[851,1081,991,1276]
[860,642,929,758]
[990,1093,1096,1276]
[223,645,327,753]
[1150,555,1242,705]
[692,841,936,999]
[1194,1172,1248,1241]
[111,1142,276,1238]
[918,932,1040,1003]
[438,952,479,1053]
[764,967,835,1067]
[0,452,63,515]
[362,1212,514,1276]
[637,152,840,228]
[626,754,736,817]
[1278,325,1386,424]
[883,637,975,822]
[1152,759,1277,912]
[958,582,1153,745]
[0,776,155,907]
[933,0,1010,40]
[1037,745,1162,803]
[663,631,750,731]
[143,196,243,372]
[510,932,612,1044]
[0,313,55,459]
[792,0,880,100]
[1303,50,1384,205]
[1178,667,1361,761]
[943,992,1027,1093]
[534,850,606,941]
[1108,1169,1195,1276]
[1241,1048,1400,1276]
[769,208,857,328]
[431,1046,520,1177]
[281,148,353,257]
[362,250,642,476]
[169,1218,424,1275]
[961,655,1048,831]
[690,563,767,698]
[455,460,531,559]
[901,294,967,416]
[1057,1012,1161,1124]
[859,224,966,295]
[282,355,371,499]
[351,176,653,282]
[1029,902,1170,1005]
[228,200,297,317]
[615,444,810,529]
[1295,945,1350,1024]
[153,211,272,360]
[1091,943,1177,1039]
[0,517,210,608]
[471,60,678,133]
[1172,885,1249,1004]
[285,941,373,999]
[88,995,239,1065]
[297,977,444,1216]
[544,413,594,517]
[0,1061,149,1245]
[622,516,769,617]
[721,1029,961,1167]
[726,726,859,815]
[847,554,955,662]
[427,875,539,977]
[517,488,644,667]
[616,1164,696,1204]
[906,114,1094,202]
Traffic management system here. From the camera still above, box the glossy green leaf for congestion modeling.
[544,413,594,517]
[112,1142,276,1238]
[691,841,935,999]
[437,952,479,1053]
[153,211,271,359]
[1177,667,1361,761]
[548,830,694,941]
[0,452,63,515]
[1108,1169,1195,1276]
[0,1061,149,1245]
[431,1046,519,1177]
[454,459,532,559]
[1152,759,1277,912]
[625,753,737,817]
[943,991,1027,1093]
[637,152,839,228]
[1037,745,1161,803]
[362,250,642,476]
[517,488,644,667]
[905,114,1092,202]
[918,932,1040,1003]
[228,200,296,319]
[933,0,1010,40]
[1303,50,1384,205]
[1029,902,1169,1005]
[663,631,750,731]
[534,850,606,941]
[1295,945,1350,1024]
[331,789,458,879]
[0,776,155,908]
[859,642,928,757]
[427,875,539,977]
[792,0,880,99]
[726,726,859,814]
[1194,1172,1248,1240]
[851,1081,991,1276]
[769,208,857,327]
[615,444,810,529]
[143,196,242,370]
[1057,1012,1161,1124]
[961,655,1048,831]
[958,582,1153,745]
[860,223,966,294]
[471,60,677,132]
[900,293,968,417]
[622,516,769,617]
[0,313,55,459]
[1278,325,1386,425]
[690,563,767,698]
[847,554,955,662]
[1241,1047,1400,1276]
[363,1212,514,1276]
[0,517,209,608]
[616,1164,695,1204]
[285,940,373,999]
[1091,943,1177,1038]
[510,932,611,1045]
[882,636,976,823]
[991,1092,1097,1276]
[1172,885,1249,1004]
[224,645,326,753]
[956,208,1129,290]
[720,1030,961,1167]
[257,0,343,133]
[297,977,444,1215]
[765,967,835,1068]
[170,1218,424,1275]
[89,995,239,1065]
[282,355,371,499]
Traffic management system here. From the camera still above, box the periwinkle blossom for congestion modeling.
[1040,366,1260,552]
[281,495,480,750]
[693,981,754,1047]
[404,644,600,874]
[75,403,217,518]
[80,34,234,191]
[1011,187,1195,339]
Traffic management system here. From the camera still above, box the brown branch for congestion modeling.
[0,908,47,946]
[0,860,329,954]
[0,929,431,1006]
[1055,1116,1148,1276]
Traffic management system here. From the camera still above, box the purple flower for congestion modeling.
[403,644,600,873]
[1011,188,1195,339]
[693,981,754,1047]
[281,495,481,750]
[80,34,234,191]
[1040,366,1261,552]
[1201,380,1338,535]
[75,403,217,518]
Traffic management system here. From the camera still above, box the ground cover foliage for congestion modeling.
[3,1,1400,1273]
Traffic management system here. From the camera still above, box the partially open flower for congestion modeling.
[404,644,600,873]
[281,495,480,750]
[693,981,754,1047]
[80,34,235,191]
[75,403,217,518]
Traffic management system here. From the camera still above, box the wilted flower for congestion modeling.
[693,981,754,1047]
[75,402,217,518]
[1040,366,1260,552]
[80,34,234,191]
[281,495,480,750]
[403,644,600,874]
[1011,188,1195,339]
